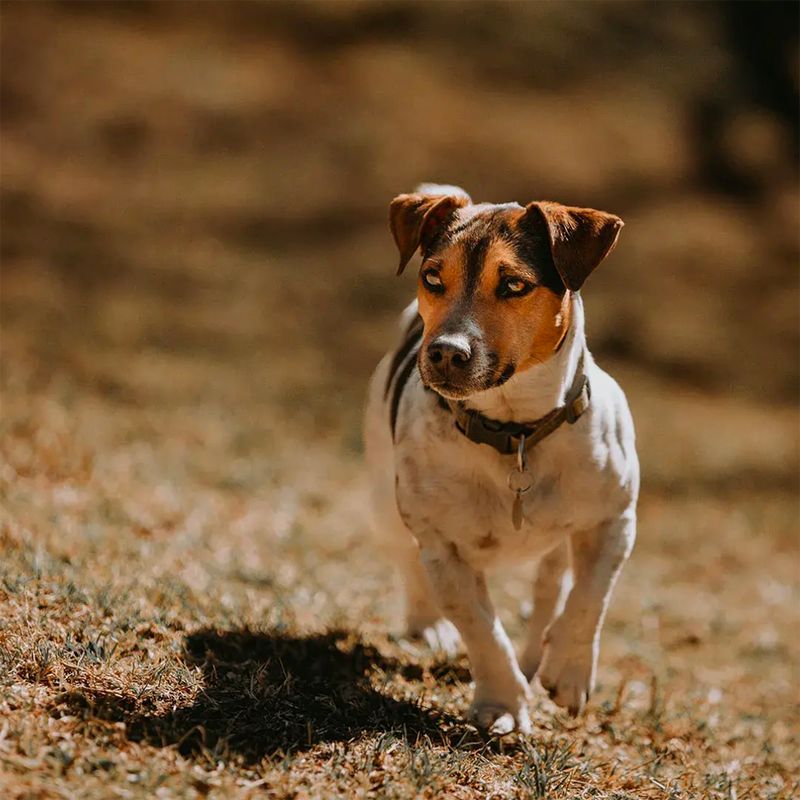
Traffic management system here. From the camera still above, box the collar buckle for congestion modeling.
[458,411,516,453]
[565,377,591,424]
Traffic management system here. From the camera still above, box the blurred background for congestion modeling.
[2,0,798,424]
[1,2,798,796]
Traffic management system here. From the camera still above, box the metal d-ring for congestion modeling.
[517,433,527,473]
[508,434,533,495]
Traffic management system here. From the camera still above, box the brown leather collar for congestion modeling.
[444,356,591,456]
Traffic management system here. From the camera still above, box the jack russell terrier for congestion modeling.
[365,184,639,736]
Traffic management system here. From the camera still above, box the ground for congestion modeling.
[1,3,798,799]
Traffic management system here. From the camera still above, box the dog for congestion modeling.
[364,184,639,736]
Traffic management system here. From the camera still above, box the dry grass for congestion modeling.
[1,3,798,798]
[4,343,797,799]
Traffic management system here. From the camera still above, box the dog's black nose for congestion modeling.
[427,334,472,370]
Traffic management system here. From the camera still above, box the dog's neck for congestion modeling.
[464,294,588,424]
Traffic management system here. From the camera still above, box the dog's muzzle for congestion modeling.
[421,332,492,398]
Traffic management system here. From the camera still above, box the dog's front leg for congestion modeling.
[420,543,531,735]
[399,540,462,657]
[538,511,636,715]
[520,540,571,681]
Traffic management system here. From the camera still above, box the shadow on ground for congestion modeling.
[57,629,473,763]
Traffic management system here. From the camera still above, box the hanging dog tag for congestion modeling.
[512,491,525,530]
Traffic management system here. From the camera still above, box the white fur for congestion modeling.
[364,294,639,735]
[414,183,472,202]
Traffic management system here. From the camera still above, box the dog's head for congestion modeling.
[389,186,623,399]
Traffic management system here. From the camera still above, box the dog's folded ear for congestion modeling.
[390,190,470,275]
[525,202,624,291]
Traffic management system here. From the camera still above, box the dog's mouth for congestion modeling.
[495,363,516,386]
[422,363,517,400]
[424,379,474,400]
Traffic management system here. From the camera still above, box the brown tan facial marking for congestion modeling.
[388,191,623,398]
[416,224,571,391]
[415,240,470,343]
[472,236,572,373]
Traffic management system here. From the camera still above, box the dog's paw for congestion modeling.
[469,698,532,736]
[469,674,532,736]
[405,619,462,658]
[537,635,597,716]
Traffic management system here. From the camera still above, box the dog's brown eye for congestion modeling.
[498,277,531,298]
[422,270,444,292]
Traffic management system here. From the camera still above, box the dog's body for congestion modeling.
[364,186,639,735]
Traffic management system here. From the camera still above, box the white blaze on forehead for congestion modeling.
[414,183,472,202]
[449,203,525,240]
